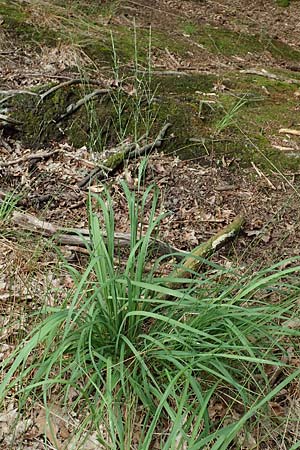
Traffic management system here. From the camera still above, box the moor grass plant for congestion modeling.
[1,166,300,449]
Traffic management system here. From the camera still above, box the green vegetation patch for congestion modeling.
[5,70,300,172]
[0,2,58,47]
[191,24,300,62]
[152,71,300,171]
[208,74,300,170]
[2,177,300,449]
[6,85,85,147]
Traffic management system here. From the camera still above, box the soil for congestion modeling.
[1,0,300,449]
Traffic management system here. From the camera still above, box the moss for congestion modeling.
[0,3,58,47]
[64,16,300,68]
[7,84,80,147]
[105,150,127,169]
[205,74,300,170]
[83,41,114,65]
[0,3,27,22]
[84,25,201,66]
[193,25,300,62]
[154,73,217,95]
[53,0,118,15]
[3,52,300,172]
[131,74,215,156]
[276,0,290,6]
[182,22,198,36]
[149,70,300,170]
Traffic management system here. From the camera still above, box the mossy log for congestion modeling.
[78,123,172,188]
[168,215,245,288]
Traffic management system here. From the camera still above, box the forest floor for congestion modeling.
[1,0,300,449]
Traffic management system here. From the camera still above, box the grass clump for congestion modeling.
[1,166,300,448]
[0,191,20,223]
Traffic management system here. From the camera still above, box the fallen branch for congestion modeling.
[78,123,172,188]
[241,68,300,85]
[0,149,62,167]
[0,89,39,96]
[0,79,106,106]
[10,210,187,260]
[58,89,110,122]
[279,128,300,136]
[0,90,39,106]
[251,161,276,190]
[0,114,23,128]
[39,78,105,102]
[167,215,245,289]
[128,123,172,158]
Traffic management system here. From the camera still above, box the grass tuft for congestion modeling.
[1,170,300,448]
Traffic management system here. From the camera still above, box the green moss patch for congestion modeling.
[0,2,58,47]
[2,0,300,172]
[189,24,300,62]
[5,70,300,172]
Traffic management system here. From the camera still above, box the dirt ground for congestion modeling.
[1,0,300,448]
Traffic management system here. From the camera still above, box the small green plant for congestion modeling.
[215,95,249,135]
[276,0,290,6]
[182,22,198,36]
[110,26,158,146]
[0,191,20,223]
[197,98,217,119]
[72,26,158,154]
[1,164,300,448]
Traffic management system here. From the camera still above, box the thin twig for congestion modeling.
[58,89,110,121]
[0,89,39,96]
[279,128,300,136]
[241,68,300,85]
[251,161,276,190]
[128,123,172,158]
[0,149,62,167]
[0,114,23,127]
[39,78,105,101]
[163,215,245,293]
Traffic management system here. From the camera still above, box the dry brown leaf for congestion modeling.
[282,318,300,329]
[269,401,285,417]
[34,405,70,449]
[67,431,106,450]
[0,404,32,446]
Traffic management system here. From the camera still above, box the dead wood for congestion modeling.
[279,128,300,136]
[57,89,110,122]
[0,149,62,167]
[78,123,172,188]
[10,210,187,259]
[0,79,106,107]
[0,89,39,96]
[251,162,276,190]
[39,78,105,102]
[166,215,245,290]
[0,114,23,128]
[0,90,39,107]
[241,68,300,85]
